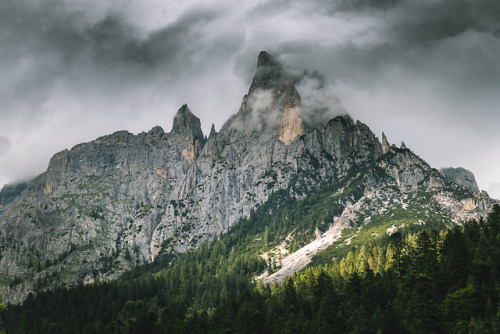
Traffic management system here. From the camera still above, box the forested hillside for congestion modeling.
[2,195,499,333]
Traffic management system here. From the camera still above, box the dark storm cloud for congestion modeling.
[2,0,498,112]
[334,0,401,11]
[370,0,500,101]
[285,0,500,124]
[385,1,500,46]
[0,1,103,102]
[86,9,218,69]
[330,0,500,40]
[0,0,219,117]
[124,9,218,69]
[248,0,401,19]
[0,0,499,196]
[239,0,500,107]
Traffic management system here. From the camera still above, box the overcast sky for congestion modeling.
[1,0,499,198]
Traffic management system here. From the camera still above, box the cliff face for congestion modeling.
[0,52,496,303]
[440,167,480,193]
[0,182,28,212]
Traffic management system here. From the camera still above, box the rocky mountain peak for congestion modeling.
[146,126,165,142]
[209,123,217,137]
[248,51,286,93]
[257,50,280,68]
[170,104,205,164]
[382,132,390,154]
[440,167,480,193]
[224,52,304,145]
[171,104,204,141]
[0,181,28,212]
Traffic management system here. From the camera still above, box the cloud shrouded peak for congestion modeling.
[221,51,349,145]
[248,51,287,93]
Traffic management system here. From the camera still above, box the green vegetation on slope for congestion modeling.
[207,206,500,333]
[311,189,452,266]
[2,173,498,333]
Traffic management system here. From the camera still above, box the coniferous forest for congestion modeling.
[2,204,500,333]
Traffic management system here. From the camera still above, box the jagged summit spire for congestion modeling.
[226,51,304,146]
[171,104,205,164]
[440,167,480,193]
[173,104,194,125]
[210,123,217,137]
[171,104,204,141]
[249,51,287,93]
[256,51,282,69]
[174,104,191,118]
[382,132,390,154]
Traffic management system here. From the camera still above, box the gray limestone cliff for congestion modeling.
[0,52,496,303]
[440,167,480,193]
[382,132,390,154]
[0,181,28,212]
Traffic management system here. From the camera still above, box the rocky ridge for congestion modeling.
[0,182,28,213]
[440,167,480,193]
[258,137,496,284]
[0,51,496,303]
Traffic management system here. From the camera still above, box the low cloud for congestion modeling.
[229,89,284,134]
[0,137,9,156]
[248,90,274,130]
[296,72,347,130]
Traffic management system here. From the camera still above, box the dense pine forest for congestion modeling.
[2,200,500,333]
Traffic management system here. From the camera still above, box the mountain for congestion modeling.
[440,167,480,193]
[0,51,496,304]
[0,181,28,212]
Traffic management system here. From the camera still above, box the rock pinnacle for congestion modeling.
[171,104,204,141]
[382,132,390,154]
[248,51,286,93]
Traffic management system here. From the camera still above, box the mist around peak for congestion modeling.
[227,52,349,139]
[247,90,275,131]
[296,72,348,131]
